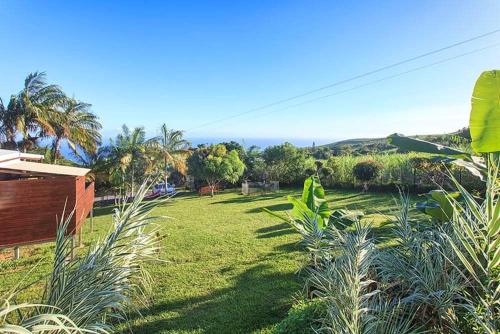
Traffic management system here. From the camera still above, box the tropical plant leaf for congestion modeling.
[416,189,460,222]
[329,209,363,230]
[301,176,331,221]
[470,70,500,153]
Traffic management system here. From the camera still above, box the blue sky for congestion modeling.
[1,1,499,144]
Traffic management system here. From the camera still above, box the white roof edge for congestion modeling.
[0,149,44,162]
[19,152,44,161]
[0,160,90,177]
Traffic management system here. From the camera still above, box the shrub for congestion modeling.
[271,300,326,334]
[352,160,382,191]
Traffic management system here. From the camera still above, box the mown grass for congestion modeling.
[0,188,424,333]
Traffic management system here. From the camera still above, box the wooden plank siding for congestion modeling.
[0,176,94,247]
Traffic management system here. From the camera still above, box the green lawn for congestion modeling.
[0,188,420,333]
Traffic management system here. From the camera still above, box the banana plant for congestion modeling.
[470,70,500,153]
[264,175,362,230]
[388,70,499,181]
[415,189,460,222]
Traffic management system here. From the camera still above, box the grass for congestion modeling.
[0,188,424,333]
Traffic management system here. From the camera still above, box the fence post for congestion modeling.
[13,246,20,260]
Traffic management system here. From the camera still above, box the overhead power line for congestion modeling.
[233,42,500,123]
[186,28,500,132]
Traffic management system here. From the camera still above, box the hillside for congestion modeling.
[320,128,470,155]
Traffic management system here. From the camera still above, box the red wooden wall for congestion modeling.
[0,176,94,247]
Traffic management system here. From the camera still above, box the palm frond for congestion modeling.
[41,178,165,333]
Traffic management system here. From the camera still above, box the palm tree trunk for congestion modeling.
[52,137,61,163]
[131,165,135,198]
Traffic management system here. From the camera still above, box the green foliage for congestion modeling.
[146,123,190,187]
[103,125,149,193]
[444,156,500,333]
[300,176,330,224]
[1,180,163,333]
[187,144,245,194]
[352,159,382,182]
[263,143,310,185]
[416,189,460,222]
[470,70,500,153]
[271,299,326,334]
[325,153,413,187]
[388,133,468,157]
[0,72,101,158]
[283,158,499,333]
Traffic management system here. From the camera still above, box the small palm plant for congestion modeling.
[0,179,165,333]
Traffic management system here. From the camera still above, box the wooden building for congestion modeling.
[0,149,94,257]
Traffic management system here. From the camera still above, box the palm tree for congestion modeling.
[15,72,65,151]
[0,97,18,149]
[0,72,64,151]
[147,123,190,190]
[49,98,102,163]
[105,125,147,196]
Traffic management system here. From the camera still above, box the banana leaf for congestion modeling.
[301,176,331,222]
[329,209,364,230]
[470,70,500,153]
[416,189,460,222]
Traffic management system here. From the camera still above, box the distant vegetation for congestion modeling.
[319,127,472,156]
[1,72,482,196]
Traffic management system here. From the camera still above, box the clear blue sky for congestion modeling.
[1,1,499,144]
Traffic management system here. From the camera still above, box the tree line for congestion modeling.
[1,72,478,196]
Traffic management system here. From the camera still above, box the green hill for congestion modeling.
[320,128,470,155]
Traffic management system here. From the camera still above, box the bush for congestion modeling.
[352,160,382,190]
[271,300,326,334]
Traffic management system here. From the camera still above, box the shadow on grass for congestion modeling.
[210,191,296,205]
[92,205,115,217]
[128,264,298,334]
[255,222,290,234]
[246,202,292,214]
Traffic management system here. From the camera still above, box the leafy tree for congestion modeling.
[263,143,309,185]
[221,141,245,159]
[147,123,190,188]
[311,146,332,160]
[187,144,245,196]
[242,145,266,181]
